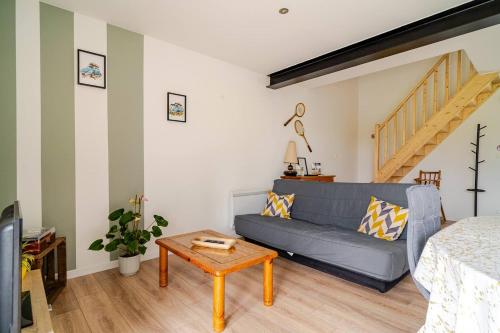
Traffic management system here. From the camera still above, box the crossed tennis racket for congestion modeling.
[283,102,312,152]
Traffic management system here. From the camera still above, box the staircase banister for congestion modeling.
[380,54,449,125]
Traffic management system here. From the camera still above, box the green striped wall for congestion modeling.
[107,25,144,259]
[40,4,76,270]
[0,0,17,210]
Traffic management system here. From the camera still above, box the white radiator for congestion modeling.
[228,188,269,229]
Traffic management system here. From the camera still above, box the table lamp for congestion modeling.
[283,141,298,176]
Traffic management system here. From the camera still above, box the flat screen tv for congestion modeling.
[0,201,22,333]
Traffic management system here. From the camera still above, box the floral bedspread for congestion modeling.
[414,216,500,333]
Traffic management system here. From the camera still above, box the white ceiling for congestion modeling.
[42,0,470,74]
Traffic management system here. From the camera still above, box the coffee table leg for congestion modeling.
[263,258,273,306]
[159,247,168,287]
[213,275,225,332]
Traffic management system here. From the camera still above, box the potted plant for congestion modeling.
[88,194,168,276]
[21,243,34,280]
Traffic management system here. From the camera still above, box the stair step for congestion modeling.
[466,100,477,108]
[388,176,402,183]
[393,169,404,177]
[436,132,449,144]
[449,119,463,131]
[404,155,424,167]
[424,143,437,155]
[415,147,425,156]
[401,166,413,174]
[438,126,449,134]
[427,136,438,145]
[476,91,492,104]
[462,106,476,119]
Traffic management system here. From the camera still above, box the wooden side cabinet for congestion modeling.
[31,236,67,304]
[280,175,335,183]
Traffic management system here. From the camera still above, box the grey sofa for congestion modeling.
[234,179,439,292]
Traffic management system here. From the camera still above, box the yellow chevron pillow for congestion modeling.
[261,191,295,219]
[358,196,409,241]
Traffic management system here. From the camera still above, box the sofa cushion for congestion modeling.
[261,191,295,219]
[272,180,412,239]
[234,214,409,281]
[358,196,409,241]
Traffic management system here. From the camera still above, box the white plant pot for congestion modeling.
[118,254,140,276]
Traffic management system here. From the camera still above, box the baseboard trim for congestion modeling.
[67,252,162,279]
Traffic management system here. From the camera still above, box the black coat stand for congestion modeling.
[467,123,486,217]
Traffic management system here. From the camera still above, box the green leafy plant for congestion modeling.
[88,194,168,257]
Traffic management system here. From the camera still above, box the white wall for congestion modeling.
[16,0,42,229]
[74,14,110,271]
[401,90,500,220]
[357,57,437,182]
[143,35,358,239]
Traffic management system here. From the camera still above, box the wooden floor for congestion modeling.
[51,256,427,333]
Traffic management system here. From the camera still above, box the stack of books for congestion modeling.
[22,227,56,254]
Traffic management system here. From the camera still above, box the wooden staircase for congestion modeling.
[373,50,499,183]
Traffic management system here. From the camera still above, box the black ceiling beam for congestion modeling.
[267,0,500,89]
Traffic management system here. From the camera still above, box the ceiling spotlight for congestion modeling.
[279,8,289,15]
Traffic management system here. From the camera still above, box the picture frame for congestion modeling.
[167,92,187,123]
[77,49,106,89]
[297,157,309,176]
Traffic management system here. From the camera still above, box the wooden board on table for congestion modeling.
[156,230,277,276]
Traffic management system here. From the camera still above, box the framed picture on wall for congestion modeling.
[167,92,187,122]
[77,49,106,89]
[297,157,309,176]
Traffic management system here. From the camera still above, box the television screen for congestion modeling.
[0,202,22,333]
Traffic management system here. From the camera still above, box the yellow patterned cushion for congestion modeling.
[358,196,409,241]
[261,191,295,219]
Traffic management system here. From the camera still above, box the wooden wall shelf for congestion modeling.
[280,175,335,183]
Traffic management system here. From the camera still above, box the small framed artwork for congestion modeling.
[297,157,309,176]
[77,49,106,89]
[167,92,187,123]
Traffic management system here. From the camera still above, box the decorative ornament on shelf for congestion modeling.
[297,157,308,176]
[310,162,322,175]
[283,141,298,176]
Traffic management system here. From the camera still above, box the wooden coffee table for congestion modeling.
[155,230,278,332]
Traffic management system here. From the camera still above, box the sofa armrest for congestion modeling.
[405,185,441,300]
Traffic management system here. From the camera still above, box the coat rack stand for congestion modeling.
[467,123,486,217]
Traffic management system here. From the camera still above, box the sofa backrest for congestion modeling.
[272,180,413,239]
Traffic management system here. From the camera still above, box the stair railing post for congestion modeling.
[445,54,450,103]
[412,94,417,135]
[393,114,398,154]
[384,122,388,166]
[433,69,439,115]
[403,104,407,145]
[423,81,428,123]
[457,50,462,92]
[373,123,381,181]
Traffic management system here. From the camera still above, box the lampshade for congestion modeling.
[284,141,298,164]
